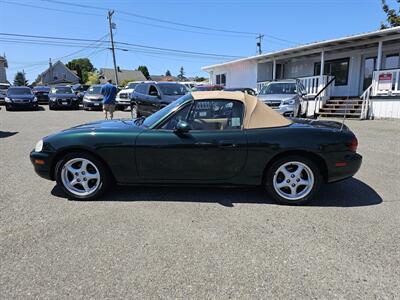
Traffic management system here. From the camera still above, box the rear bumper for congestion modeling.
[325,152,362,183]
[30,150,54,180]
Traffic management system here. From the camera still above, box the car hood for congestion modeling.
[84,94,103,100]
[67,119,142,131]
[257,94,296,101]
[118,89,134,94]
[8,94,34,100]
[49,93,77,98]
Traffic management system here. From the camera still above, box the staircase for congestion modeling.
[317,97,363,118]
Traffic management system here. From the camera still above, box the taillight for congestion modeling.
[350,137,358,152]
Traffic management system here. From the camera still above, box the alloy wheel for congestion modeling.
[61,158,101,197]
[272,161,314,201]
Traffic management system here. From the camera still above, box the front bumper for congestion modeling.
[30,150,55,180]
[50,99,79,108]
[83,100,103,109]
[325,152,362,183]
[115,99,131,107]
[7,101,38,109]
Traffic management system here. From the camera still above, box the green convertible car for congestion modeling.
[30,91,362,205]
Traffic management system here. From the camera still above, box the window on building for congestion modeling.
[384,54,399,69]
[215,73,226,86]
[314,58,350,86]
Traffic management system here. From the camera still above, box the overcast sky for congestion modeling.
[0,0,392,83]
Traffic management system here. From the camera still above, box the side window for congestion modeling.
[148,85,159,96]
[160,104,192,130]
[187,100,243,131]
[135,84,146,94]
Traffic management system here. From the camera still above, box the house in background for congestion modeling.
[37,60,80,85]
[0,54,8,84]
[99,68,146,84]
[149,74,182,82]
[202,27,400,119]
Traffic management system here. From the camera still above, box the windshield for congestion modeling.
[142,94,193,128]
[50,87,73,94]
[126,82,139,89]
[86,86,102,94]
[7,88,32,95]
[158,83,188,96]
[33,86,50,92]
[260,82,296,95]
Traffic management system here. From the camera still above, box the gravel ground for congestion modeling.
[1,106,399,299]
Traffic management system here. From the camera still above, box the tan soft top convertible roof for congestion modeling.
[191,91,292,129]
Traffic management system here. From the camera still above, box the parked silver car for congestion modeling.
[257,80,308,117]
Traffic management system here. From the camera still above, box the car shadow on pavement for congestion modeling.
[51,178,382,207]
[0,131,18,138]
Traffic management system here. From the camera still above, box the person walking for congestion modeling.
[100,79,117,120]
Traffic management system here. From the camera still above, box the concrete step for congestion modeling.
[317,111,361,116]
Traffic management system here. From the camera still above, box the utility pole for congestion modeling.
[256,34,264,55]
[108,10,119,86]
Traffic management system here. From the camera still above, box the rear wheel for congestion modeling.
[55,152,110,200]
[265,155,321,205]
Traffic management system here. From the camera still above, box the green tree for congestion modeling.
[86,71,100,85]
[137,65,150,79]
[178,66,185,80]
[381,0,400,29]
[120,79,136,87]
[13,71,28,86]
[165,70,172,76]
[66,58,95,83]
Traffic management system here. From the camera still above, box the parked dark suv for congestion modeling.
[5,86,38,111]
[48,86,79,110]
[130,82,188,117]
[32,86,51,104]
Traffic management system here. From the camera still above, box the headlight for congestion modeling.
[50,97,57,101]
[282,99,296,105]
[5,97,12,103]
[32,97,38,102]
[35,139,43,152]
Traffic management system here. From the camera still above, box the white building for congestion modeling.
[202,27,400,119]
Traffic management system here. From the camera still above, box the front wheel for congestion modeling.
[265,155,321,205]
[55,152,111,200]
[131,102,140,118]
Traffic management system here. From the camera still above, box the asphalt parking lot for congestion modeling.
[1,105,399,299]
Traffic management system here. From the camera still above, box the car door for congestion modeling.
[135,99,248,181]
[132,84,149,115]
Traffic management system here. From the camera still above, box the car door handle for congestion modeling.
[218,140,237,148]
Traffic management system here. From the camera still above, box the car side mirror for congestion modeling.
[174,121,191,134]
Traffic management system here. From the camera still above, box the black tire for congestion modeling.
[131,103,140,118]
[49,103,54,110]
[55,152,111,200]
[5,104,11,111]
[264,155,321,205]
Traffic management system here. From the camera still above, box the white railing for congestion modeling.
[360,84,373,120]
[372,69,400,96]
[256,75,334,98]
[298,75,335,99]
[256,81,270,93]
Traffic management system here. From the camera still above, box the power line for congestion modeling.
[0,32,241,59]
[3,0,297,45]
[42,0,257,35]
[40,0,297,44]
